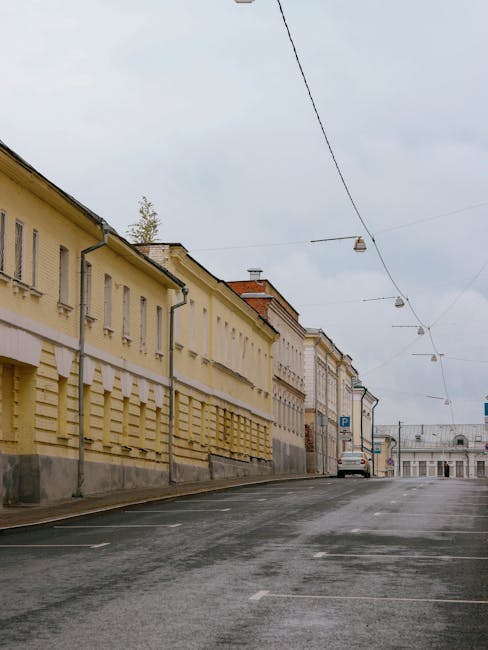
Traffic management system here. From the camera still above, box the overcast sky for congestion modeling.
[2,0,487,425]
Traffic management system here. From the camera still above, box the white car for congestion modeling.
[337,451,371,478]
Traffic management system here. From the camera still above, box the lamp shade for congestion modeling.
[353,236,367,252]
[394,296,405,308]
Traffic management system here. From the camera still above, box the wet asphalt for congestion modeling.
[0,477,487,649]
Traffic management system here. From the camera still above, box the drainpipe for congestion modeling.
[323,352,329,475]
[75,226,108,498]
[168,286,189,484]
[371,397,379,476]
[360,385,367,452]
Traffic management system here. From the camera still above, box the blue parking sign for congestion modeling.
[339,416,350,429]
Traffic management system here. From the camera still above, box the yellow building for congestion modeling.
[0,142,186,504]
[137,244,278,481]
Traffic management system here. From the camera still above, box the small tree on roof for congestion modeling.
[126,195,160,243]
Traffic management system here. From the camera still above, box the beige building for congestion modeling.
[0,142,186,504]
[303,329,357,475]
[137,246,278,482]
[351,381,378,461]
[227,270,307,473]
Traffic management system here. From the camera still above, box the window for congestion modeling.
[59,246,69,304]
[83,261,92,316]
[156,306,163,353]
[224,322,229,364]
[0,210,5,272]
[189,300,195,350]
[215,317,221,360]
[14,220,24,281]
[140,296,147,349]
[32,229,39,287]
[202,308,208,356]
[122,286,131,339]
[104,274,112,330]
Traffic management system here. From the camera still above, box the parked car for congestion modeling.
[337,451,371,478]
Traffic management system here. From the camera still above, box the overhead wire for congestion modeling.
[274,0,456,417]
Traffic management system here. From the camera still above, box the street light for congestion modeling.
[426,395,451,405]
[310,235,367,252]
[392,325,425,335]
[363,295,405,308]
[412,353,444,362]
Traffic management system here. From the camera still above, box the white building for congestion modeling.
[374,424,487,478]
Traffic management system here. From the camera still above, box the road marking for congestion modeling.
[124,508,231,513]
[390,501,397,504]
[313,552,488,560]
[375,512,488,519]
[248,591,488,605]
[0,542,110,549]
[54,524,182,528]
[351,528,488,535]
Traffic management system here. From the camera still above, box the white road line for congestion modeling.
[124,508,231,513]
[375,512,488,519]
[249,591,488,605]
[390,501,397,504]
[351,528,488,535]
[54,524,182,528]
[249,590,270,601]
[0,543,111,549]
[313,552,488,560]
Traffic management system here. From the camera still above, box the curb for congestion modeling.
[0,473,326,533]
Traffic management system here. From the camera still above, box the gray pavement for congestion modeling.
[0,473,312,530]
[1,477,487,649]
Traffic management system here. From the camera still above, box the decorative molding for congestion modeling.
[121,371,133,398]
[154,384,165,409]
[0,322,41,367]
[138,377,149,404]
[101,364,115,392]
[55,346,74,378]
[0,306,171,388]
[83,357,96,386]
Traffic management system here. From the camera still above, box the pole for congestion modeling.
[168,287,188,484]
[398,420,402,478]
[76,228,108,498]
[371,397,379,476]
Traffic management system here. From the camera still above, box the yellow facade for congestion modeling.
[0,143,184,503]
[139,244,278,482]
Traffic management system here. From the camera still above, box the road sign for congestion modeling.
[485,403,488,417]
[485,442,488,451]
[339,416,351,429]
[386,457,395,466]
[374,448,381,454]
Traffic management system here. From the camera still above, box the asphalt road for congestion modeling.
[1,477,487,649]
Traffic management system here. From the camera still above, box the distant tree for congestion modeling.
[126,195,160,243]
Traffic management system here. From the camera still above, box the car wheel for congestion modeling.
[338,471,344,478]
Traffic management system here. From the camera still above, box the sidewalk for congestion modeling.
[0,473,315,532]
